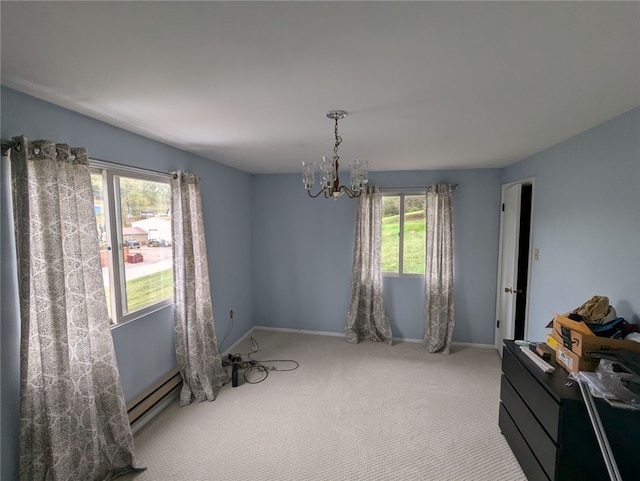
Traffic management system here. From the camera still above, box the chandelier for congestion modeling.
[302,110,369,198]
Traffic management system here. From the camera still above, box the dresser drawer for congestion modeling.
[501,340,640,481]
[501,375,557,480]
[503,345,560,442]
[499,403,550,481]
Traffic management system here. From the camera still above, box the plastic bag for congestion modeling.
[596,359,640,409]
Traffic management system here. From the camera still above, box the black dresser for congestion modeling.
[499,339,640,481]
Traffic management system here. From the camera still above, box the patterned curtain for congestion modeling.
[171,171,229,406]
[424,184,455,353]
[345,186,393,344]
[10,136,142,481]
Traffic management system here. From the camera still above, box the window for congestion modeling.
[91,163,173,325]
[381,193,425,275]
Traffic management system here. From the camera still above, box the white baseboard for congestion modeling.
[251,325,495,349]
[221,327,257,356]
[252,325,344,338]
[452,341,495,349]
[394,337,422,343]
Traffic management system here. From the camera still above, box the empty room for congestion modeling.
[1,2,639,481]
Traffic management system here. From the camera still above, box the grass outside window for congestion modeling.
[105,268,173,323]
[125,268,173,312]
[382,194,425,275]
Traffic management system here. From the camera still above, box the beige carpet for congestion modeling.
[119,329,526,481]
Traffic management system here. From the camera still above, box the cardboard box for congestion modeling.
[536,342,555,362]
[555,344,599,373]
[551,315,640,357]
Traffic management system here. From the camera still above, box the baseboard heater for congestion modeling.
[126,368,182,426]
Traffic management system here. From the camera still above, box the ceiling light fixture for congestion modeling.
[302,110,368,198]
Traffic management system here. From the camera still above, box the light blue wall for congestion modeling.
[1,87,254,481]
[503,107,640,342]
[252,169,502,344]
[252,176,357,334]
[2,84,638,481]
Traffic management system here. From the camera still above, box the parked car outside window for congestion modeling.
[148,238,171,247]
[124,239,141,248]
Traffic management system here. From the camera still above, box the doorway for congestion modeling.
[495,179,534,355]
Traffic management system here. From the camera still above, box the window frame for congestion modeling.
[381,189,426,278]
[90,159,174,327]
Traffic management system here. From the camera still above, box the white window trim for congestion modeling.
[90,160,174,327]
[381,190,426,278]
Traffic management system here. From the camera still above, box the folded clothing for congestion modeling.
[574,316,639,340]
[589,318,628,339]
[575,295,610,322]
[570,295,617,325]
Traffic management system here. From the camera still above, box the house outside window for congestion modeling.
[381,192,426,276]
[91,162,173,325]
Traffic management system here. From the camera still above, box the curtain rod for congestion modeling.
[1,140,174,179]
[90,157,173,179]
[1,141,173,180]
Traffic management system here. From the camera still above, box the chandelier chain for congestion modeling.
[333,117,342,163]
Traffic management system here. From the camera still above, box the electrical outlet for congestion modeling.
[230,310,234,319]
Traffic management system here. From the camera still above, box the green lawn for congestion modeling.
[126,268,174,311]
[105,268,174,318]
[382,212,425,274]
[382,215,400,272]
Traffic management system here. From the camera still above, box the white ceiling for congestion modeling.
[2,1,639,174]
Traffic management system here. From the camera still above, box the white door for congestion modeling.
[496,183,522,356]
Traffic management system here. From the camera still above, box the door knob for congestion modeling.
[504,287,522,294]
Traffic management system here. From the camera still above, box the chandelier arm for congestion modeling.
[306,188,327,199]
[337,185,362,198]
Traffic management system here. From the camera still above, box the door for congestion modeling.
[496,181,534,355]
[496,182,530,356]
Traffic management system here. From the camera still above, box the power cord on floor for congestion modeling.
[222,336,299,386]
